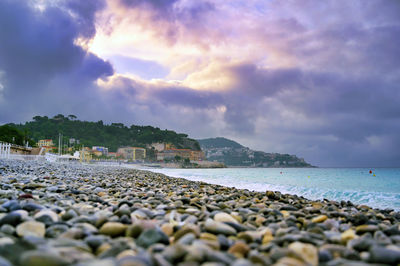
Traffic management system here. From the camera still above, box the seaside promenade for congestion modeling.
[0,159,399,265]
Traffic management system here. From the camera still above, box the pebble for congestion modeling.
[228,242,250,258]
[355,224,379,234]
[99,222,127,237]
[16,221,45,238]
[204,219,237,236]
[311,215,327,223]
[288,241,318,266]
[369,245,400,264]
[0,159,398,266]
[136,229,169,248]
[19,250,69,266]
[341,229,357,244]
[213,212,238,224]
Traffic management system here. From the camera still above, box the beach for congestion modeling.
[0,160,399,265]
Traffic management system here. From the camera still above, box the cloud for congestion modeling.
[0,0,113,122]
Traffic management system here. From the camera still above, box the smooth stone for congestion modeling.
[161,223,174,237]
[369,245,400,264]
[231,258,253,266]
[348,236,375,252]
[0,256,11,266]
[34,210,59,223]
[1,200,20,211]
[318,249,332,263]
[217,235,230,251]
[95,243,112,256]
[214,212,238,224]
[228,242,250,258]
[116,255,151,266]
[16,221,45,238]
[61,209,78,221]
[341,229,357,244]
[85,235,109,251]
[0,237,14,246]
[355,225,379,234]
[162,243,188,263]
[98,241,132,259]
[177,233,196,246]
[116,249,137,260]
[19,250,69,266]
[22,203,44,212]
[262,230,274,245]
[52,246,94,263]
[174,224,200,241]
[0,211,23,226]
[45,224,69,238]
[288,241,318,266]
[205,250,235,265]
[311,215,327,223]
[274,257,306,266]
[99,222,127,237]
[136,229,169,248]
[204,219,236,236]
[74,258,115,266]
[126,224,144,238]
[374,230,392,245]
[0,224,15,235]
[200,233,218,241]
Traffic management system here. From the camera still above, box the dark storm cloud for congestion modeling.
[119,0,215,23]
[153,87,223,109]
[0,0,113,122]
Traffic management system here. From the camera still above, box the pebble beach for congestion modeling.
[0,160,399,266]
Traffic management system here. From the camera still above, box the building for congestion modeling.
[92,146,108,156]
[156,149,205,161]
[117,147,146,160]
[37,139,54,147]
[149,142,166,152]
[92,150,103,157]
[74,150,92,163]
[108,152,117,158]
[190,150,206,161]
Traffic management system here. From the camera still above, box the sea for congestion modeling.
[140,167,400,211]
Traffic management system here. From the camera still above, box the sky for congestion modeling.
[0,0,399,167]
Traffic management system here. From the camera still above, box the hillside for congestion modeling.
[198,137,243,149]
[8,114,201,152]
[0,125,35,147]
[198,137,313,167]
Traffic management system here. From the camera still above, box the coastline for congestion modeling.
[0,160,399,265]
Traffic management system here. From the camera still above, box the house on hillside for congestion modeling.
[92,146,109,156]
[156,148,205,161]
[37,139,54,147]
[117,147,146,161]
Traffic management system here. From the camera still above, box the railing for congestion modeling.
[7,154,46,161]
[0,142,11,159]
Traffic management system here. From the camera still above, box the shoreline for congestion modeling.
[0,160,399,265]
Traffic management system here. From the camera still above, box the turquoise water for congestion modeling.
[142,167,400,210]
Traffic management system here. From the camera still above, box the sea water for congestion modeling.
[142,167,400,210]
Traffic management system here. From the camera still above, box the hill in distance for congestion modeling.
[8,114,201,153]
[198,137,314,167]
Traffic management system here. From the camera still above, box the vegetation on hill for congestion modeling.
[198,137,243,149]
[198,137,314,167]
[8,114,201,152]
[0,125,35,146]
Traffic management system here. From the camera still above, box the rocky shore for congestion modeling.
[0,160,399,266]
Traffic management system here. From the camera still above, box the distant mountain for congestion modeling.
[198,137,243,149]
[198,137,314,167]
